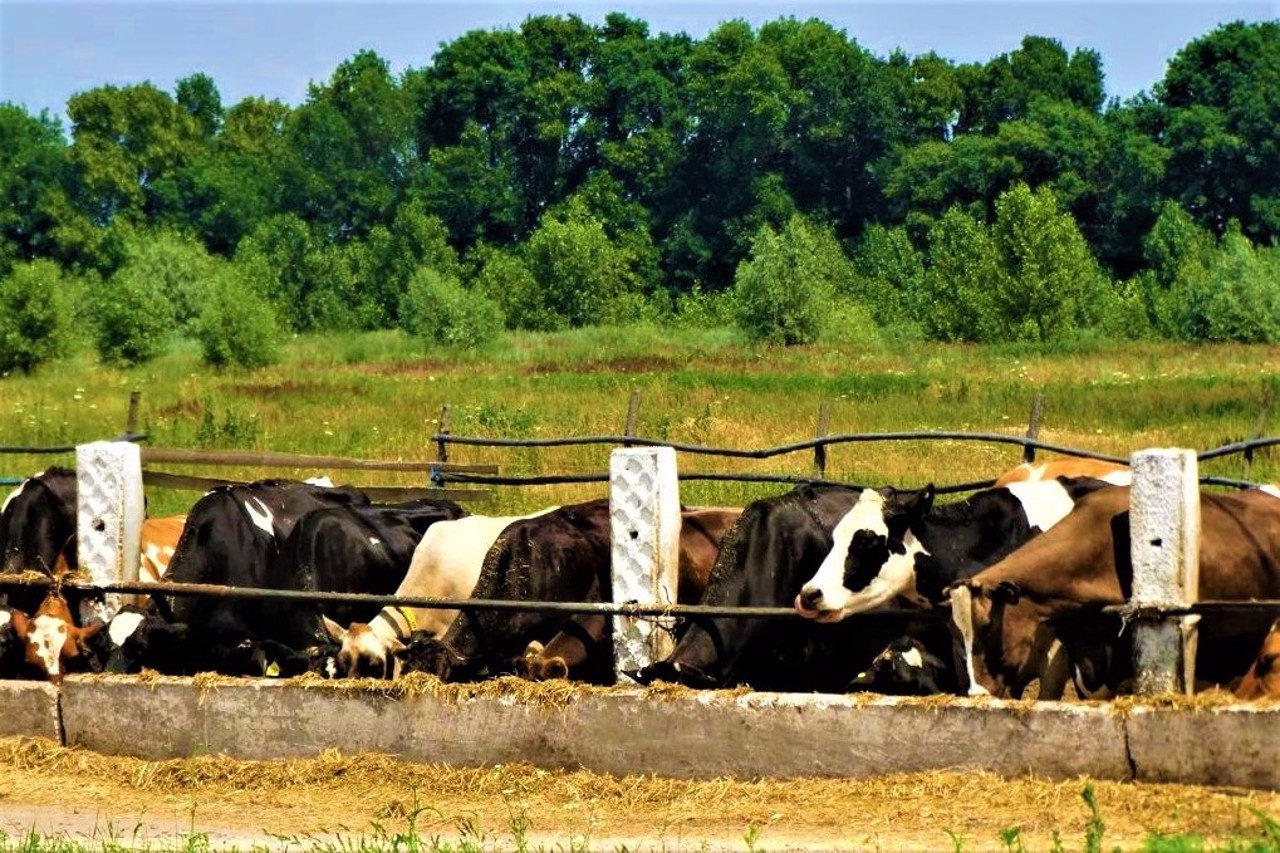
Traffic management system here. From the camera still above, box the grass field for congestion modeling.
[2,325,1279,516]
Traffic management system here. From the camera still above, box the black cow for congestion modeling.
[0,604,35,679]
[257,497,467,638]
[633,484,913,692]
[105,479,367,675]
[0,467,77,613]
[847,636,956,696]
[103,487,464,676]
[415,498,616,684]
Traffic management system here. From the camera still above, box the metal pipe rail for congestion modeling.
[433,470,1000,496]
[0,575,946,622]
[0,432,147,455]
[430,429,1133,464]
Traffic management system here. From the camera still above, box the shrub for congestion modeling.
[92,262,175,366]
[117,230,220,333]
[400,267,504,350]
[0,259,73,373]
[521,200,643,329]
[731,215,854,345]
[193,260,283,368]
[471,246,559,331]
[919,208,1003,342]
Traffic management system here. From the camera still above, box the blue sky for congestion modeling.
[1,1,1276,124]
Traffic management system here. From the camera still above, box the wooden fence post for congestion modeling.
[610,446,680,679]
[435,405,451,464]
[75,441,144,622]
[1129,448,1200,695]
[813,402,831,477]
[125,390,141,435]
[1022,394,1044,464]
[623,388,641,448]
[1243,382,1275,481]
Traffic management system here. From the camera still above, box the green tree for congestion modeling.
[847,223,923,329]
[193,258,283,368]
[66,83,201,225]
[0,105,71,271]
[399,267,503,349]
[93,260,176,366]
[731,214,854,345]
[988,183,1109,341]
[117,229,220,332]
[520,199,642,328]
[920,208,1003,342]
[1157,21,1280,241]
[0,259,74,373]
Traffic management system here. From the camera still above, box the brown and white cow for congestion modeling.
[324,508,557,679]
[11,589,104,683]
[994,459,1130,488]
[1236,619,1280,700]
[517,506,742,682]
[950,486,1280,698]
[139,515,187,583]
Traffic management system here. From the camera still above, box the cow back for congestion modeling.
[440,498,612,676]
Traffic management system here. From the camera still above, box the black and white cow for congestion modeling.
[794,477,1112,622]
[103,479,369,675]
[633,484,916,692]
[0,467,78,613]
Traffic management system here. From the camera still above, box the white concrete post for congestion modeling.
[1129,448,1200,695]
[610,446,681,678]
[75,441,145,622]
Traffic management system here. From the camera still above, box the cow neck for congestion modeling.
[372,606,415,641]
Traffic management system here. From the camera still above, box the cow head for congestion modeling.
[11,591,104,684]
[323,616,406,679]
[93,608,190,674]
[1237,619,1280,700]
[795,486,934,622]
[627,658,720,689]
[847,637,949,696]
[515,640,570,682]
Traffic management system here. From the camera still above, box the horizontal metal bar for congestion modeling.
[431,431,1133,464]
[140,470,492,502]
[1100,600,1280,617]
[0,575,944,621]
[436,470,998,495]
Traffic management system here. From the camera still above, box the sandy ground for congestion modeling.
[0,738,1278,851]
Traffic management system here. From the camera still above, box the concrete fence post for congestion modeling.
[610,446,681,679]
[1129,448,1200,695]
[75,441,144,622]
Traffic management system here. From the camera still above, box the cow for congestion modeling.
[0,604,32,678]
[633,485,899,692]
[258,497,466,635]
[410,498,622,684]
[516,506,742,682]
[1236,619,1280,700]
[324,507,557,679]
[0,468,78,613]
[847,636,956,696]
[794,477,1113,623]
[103,479,370,676]
[995,459,1130,488]
[9,589,104,684]
[950,486,1280,698]
[139,516,187,583]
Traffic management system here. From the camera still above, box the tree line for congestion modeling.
[1,14,1278,369]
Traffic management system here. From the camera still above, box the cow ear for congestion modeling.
[321,615,347,642]
[908,484,936,518]
[387,637,409,657]
[10,610,30,640]
[76,620,106,642]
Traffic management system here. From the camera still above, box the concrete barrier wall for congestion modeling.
[0,681,60,741]
[0,676,1266,789]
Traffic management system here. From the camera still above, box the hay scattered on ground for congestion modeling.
[0,735,1277,849]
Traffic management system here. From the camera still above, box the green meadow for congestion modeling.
[1,326,1277,516]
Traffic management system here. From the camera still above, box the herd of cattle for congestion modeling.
[1,458,1278,701]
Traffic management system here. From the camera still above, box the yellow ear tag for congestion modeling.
[399,607,418,632]
[265,662,281,678]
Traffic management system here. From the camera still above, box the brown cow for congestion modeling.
[139,515,187,583]
[950,486,1280,698]
[1236,619,1280,700]
[994,459,1130,488]
[11,589,104,683]
[518,507,743,681]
